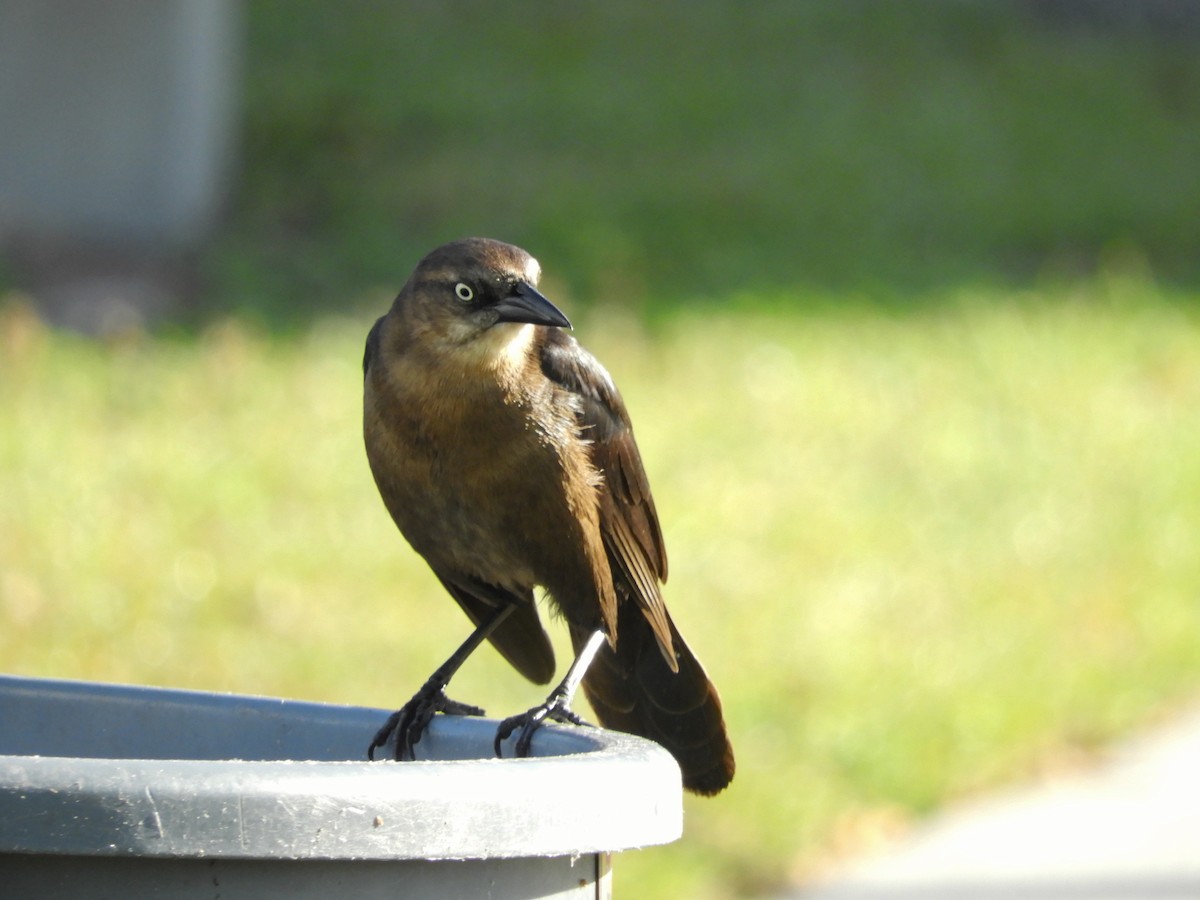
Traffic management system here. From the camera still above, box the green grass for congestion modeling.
[205,1,1200,325]
[5,271,1200,896]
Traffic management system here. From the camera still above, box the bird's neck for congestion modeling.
[386,316,543,406]
[482,322,539,384]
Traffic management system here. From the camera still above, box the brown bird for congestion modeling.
[362,237,734,795]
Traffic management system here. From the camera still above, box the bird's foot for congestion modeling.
[368,687,485,761]
[493,689,591,758]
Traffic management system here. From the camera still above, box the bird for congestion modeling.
[362,237,734,795]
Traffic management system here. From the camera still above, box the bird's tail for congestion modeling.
[572,606,735,795]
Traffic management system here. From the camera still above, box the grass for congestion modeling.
[205,1,1200,326]
[5,269,1200,896]
[4,3,1200,894]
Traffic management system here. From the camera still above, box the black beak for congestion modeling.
[492,282,572,330]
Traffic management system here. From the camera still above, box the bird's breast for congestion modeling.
[365,359,597,591]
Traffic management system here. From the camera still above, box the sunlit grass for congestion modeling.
[4,276,1200,897]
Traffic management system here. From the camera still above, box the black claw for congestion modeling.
[440,697,487,717]
[368,687,486,762]
[493,691,591,759]
[368,708,404,761]
[493,716,519,757]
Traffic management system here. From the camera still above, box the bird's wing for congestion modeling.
[539,329,677,669]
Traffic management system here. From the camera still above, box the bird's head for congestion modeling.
[394,238,571,351]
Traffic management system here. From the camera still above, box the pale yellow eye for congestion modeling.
[454,283,474,303]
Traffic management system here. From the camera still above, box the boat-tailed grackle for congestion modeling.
[362,238,734,795]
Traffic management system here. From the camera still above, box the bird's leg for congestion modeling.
[494,628,607,758]
[369,603,514,762]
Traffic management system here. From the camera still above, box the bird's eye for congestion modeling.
[454,283,474,303]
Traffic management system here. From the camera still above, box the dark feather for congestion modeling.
[540,329,675,668]
[363,315,384,377]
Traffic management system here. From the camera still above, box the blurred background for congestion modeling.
[3,2,1200,896]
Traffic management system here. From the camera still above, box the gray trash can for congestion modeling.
[0,674,682,898]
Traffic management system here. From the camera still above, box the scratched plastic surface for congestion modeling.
[0,674,679,899]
